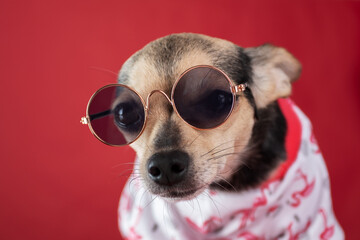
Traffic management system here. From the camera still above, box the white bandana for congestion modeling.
[118,99,344,240]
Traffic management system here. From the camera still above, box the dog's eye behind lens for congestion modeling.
[174,89,233,129]
[113,102,143,130]
[195,90,233,117]
[201,90,233,115]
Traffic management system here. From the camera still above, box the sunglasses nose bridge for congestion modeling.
[145,90,173,110]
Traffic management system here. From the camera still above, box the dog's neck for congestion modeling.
[210,101,287,191]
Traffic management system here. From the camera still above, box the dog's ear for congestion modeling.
[244,44,302,108]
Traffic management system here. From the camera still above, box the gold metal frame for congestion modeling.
[170,65,246,131]
[81,84,148,147]
[81,65,247,146]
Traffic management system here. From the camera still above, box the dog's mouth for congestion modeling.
[158,186,204,200]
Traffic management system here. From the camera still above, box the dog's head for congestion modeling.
[118,33,301,200]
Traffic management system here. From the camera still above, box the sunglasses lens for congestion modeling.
[87,85,145,146]
[173,67,234,129]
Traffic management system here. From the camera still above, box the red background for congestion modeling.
[1,0,359,239]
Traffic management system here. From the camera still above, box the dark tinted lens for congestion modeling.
[173,67,234,129]
[88,85,145,145]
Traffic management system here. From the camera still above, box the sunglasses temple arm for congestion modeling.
[231,83,248,94]
[80,109,112,125]
[89,109,112,121]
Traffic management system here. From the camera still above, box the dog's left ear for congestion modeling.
[244,44,302,108]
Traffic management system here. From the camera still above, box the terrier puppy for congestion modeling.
[83,33,344,239]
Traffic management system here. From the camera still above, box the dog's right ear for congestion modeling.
[244,44,302,108]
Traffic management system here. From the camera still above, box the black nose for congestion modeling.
[147,150,190,186]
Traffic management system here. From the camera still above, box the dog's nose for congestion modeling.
[147,150,189,186]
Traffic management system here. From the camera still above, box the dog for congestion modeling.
[83,33,344,239]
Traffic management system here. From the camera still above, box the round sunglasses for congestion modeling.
[80,65,247,146]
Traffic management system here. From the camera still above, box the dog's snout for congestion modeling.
[147,150,189,186]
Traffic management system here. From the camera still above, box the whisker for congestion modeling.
[133,184,146,204]
[116,172,140,179]
[184,133,202,148]
[88,66,118,77]
[143,192,157,210]
[201,191,222,220]
[200,140,243,157]
[211,181,230,192]
[195,196,203,223]
[215,175,237,192]
[227,162,250,176]
[205,152,242,161]
[128,175,142,189]
[186,199,195,213]
[144,142,152,152]
[209,144,246,156]
[116,168,140,177]
[139,186,151,207]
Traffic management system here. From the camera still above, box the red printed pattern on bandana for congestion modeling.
[185,216,222,234]
[289,169,315,208]
[127,207,143,240]
[287,220,312,240]
[238,231,265,240]
[319,209,335,240]
[234,186,268,229]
